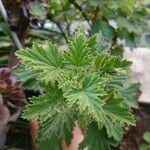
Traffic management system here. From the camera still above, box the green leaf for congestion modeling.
[79,123,117,150]
[93,54,132,73]
[64,75,106,122]
[16,42,64,83]
[87,0,104,6]
[107,75,129,89]
[117,16,137,33]
[91,20,115,40]
[22,93,57,119]
[94,33,111,54]
[97,98,135,141]
[123,32,135,48]
[13,65,40,90]
[64,30,91,68]
[121,0,135,14]
[111,0,135,14]
[87,34,97,52]
[108,76,140,108]
[22,87,76,145]
[102,118,123,141]
[140,144,150,150]
[22,84,62,119]
[38,138,62,150]
[38,104,76,144]
[29,1,47,20]
[103,98,135,125]
[118,83,140,108]
[143,132,150,143]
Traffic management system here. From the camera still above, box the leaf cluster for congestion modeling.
[16,29,136,150]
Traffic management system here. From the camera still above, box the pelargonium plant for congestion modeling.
[16,29,136,150]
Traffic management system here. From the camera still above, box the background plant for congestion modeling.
[46,0,150,53]
[140,132,150,150]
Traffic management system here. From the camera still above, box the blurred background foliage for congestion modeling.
[0,0,150,65]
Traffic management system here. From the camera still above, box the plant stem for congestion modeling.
[68,0,91,27]
[55,21,68,43]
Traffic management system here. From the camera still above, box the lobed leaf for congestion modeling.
[64,75,106,122]
[16,42,64,83]
[79,123,117,150]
